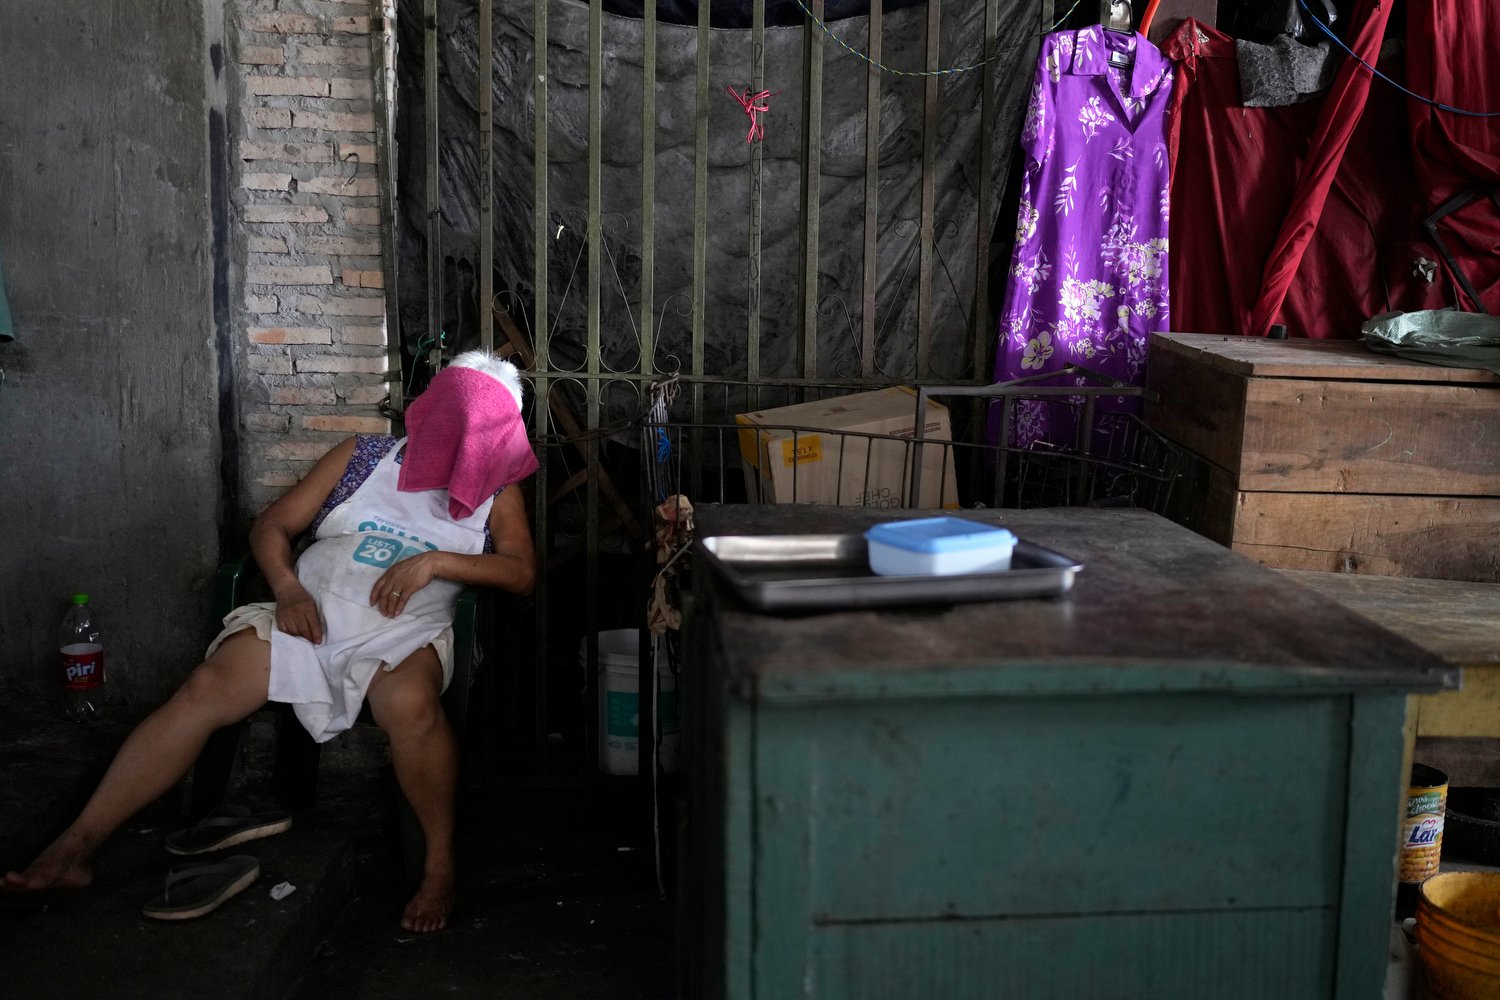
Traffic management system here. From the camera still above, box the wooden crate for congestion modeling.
[1146,332,1500,582]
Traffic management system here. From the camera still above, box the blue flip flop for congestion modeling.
[165,804,292,856]
[141,855,259,921]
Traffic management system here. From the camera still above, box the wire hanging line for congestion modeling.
[1295,0,1499,118]
[792,0,1085,78]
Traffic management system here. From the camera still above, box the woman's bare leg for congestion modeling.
[2,629,272,891]
[364,646,456,933]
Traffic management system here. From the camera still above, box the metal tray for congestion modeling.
[699,533,1083,612]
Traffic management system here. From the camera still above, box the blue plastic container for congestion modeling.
[864,517,1018,576]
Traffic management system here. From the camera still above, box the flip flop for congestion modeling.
[141,855,259,921]
[165,804,292,856]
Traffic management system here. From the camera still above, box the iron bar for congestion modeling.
[798,0,826,379]
[692,0,711,386]
[587,0,603,386]
[531,0,552,770]
[974,0,999,382]
[640,0,657,375]
[691,0,712,498]
[748,0,766,383]
[424,0,441,367]
[585,0,605,780]
[479,0,493,352]
[521,370,992,390]
[860,0,881,379]
[915,0,940,378]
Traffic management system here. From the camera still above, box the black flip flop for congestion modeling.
[165,804,292,856]
[141,855,259,921]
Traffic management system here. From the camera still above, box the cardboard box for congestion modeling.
[735,386,959,508]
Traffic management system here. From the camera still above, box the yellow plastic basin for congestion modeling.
[1416,872,1500,999]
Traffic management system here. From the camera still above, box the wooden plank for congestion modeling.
[793,697,1349,921]
[696,506,1455,694]
[1277,571,1500,737]
[1238,379,1500,495]
[1411,736,1500,786]
[1277,571,1500,669]
[1144,339,1247,476]
[1229,493,1500,582]
[1152,332,1500,385]
[1197,461,1239,545]
[753,710,816,1000]
[1333,694,1410,1000]
[1414,671,1500,738]
[816,911,1334,999]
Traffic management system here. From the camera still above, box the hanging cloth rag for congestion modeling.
[1245,0,1395,337]
[647,495,695,636]
[399,364,538,520]
[1236,35,1336,108]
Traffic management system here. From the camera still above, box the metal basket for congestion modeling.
[638,368,1200,517]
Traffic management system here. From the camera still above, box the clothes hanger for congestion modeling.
[1138,0,1161,39]
[1101,0,1134,69]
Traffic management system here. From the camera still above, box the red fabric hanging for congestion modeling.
[1166,19,1447,338]
[1165,23,1319,336]
[1406,0,1500,312]
[1245,0,1394,337]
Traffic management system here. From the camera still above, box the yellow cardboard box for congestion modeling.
[735,386,959,508]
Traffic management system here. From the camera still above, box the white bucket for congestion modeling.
[587,629,680,776]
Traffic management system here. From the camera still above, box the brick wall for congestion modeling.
[232,0,391,515]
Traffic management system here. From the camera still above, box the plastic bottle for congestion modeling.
[60,594,105,720]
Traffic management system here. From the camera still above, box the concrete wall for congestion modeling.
[0,1,224,708]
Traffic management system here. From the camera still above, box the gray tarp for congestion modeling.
[396,0,1038,391]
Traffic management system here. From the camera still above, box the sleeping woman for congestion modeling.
[3,351,537,933]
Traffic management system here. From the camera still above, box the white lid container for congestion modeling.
[864,517,1018,577]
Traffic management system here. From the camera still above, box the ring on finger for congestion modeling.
[392,589,403,598]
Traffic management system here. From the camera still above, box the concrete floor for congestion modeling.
[286,778,677,1000]
[7,698,1454,999]
[0,701,675,1000]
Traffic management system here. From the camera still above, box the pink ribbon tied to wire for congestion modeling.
[726,85,776,143]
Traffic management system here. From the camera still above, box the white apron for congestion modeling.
[268,440,494,742]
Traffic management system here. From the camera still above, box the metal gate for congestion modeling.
[388,0,1064,772]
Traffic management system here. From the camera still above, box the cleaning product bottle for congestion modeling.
[60,594,105,720]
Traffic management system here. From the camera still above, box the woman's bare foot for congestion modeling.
[400,869,454,933]
[2,834,95,892]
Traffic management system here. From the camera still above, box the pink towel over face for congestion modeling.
[398,366,539,520]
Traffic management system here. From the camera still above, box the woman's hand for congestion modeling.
[274,583,325,644]
[371,551,437,618]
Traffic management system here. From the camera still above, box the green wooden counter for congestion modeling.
[679,505,1457,1000]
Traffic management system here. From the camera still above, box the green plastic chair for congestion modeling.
[189,553,481,887]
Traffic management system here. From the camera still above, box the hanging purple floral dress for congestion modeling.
[994,26,1173,451]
